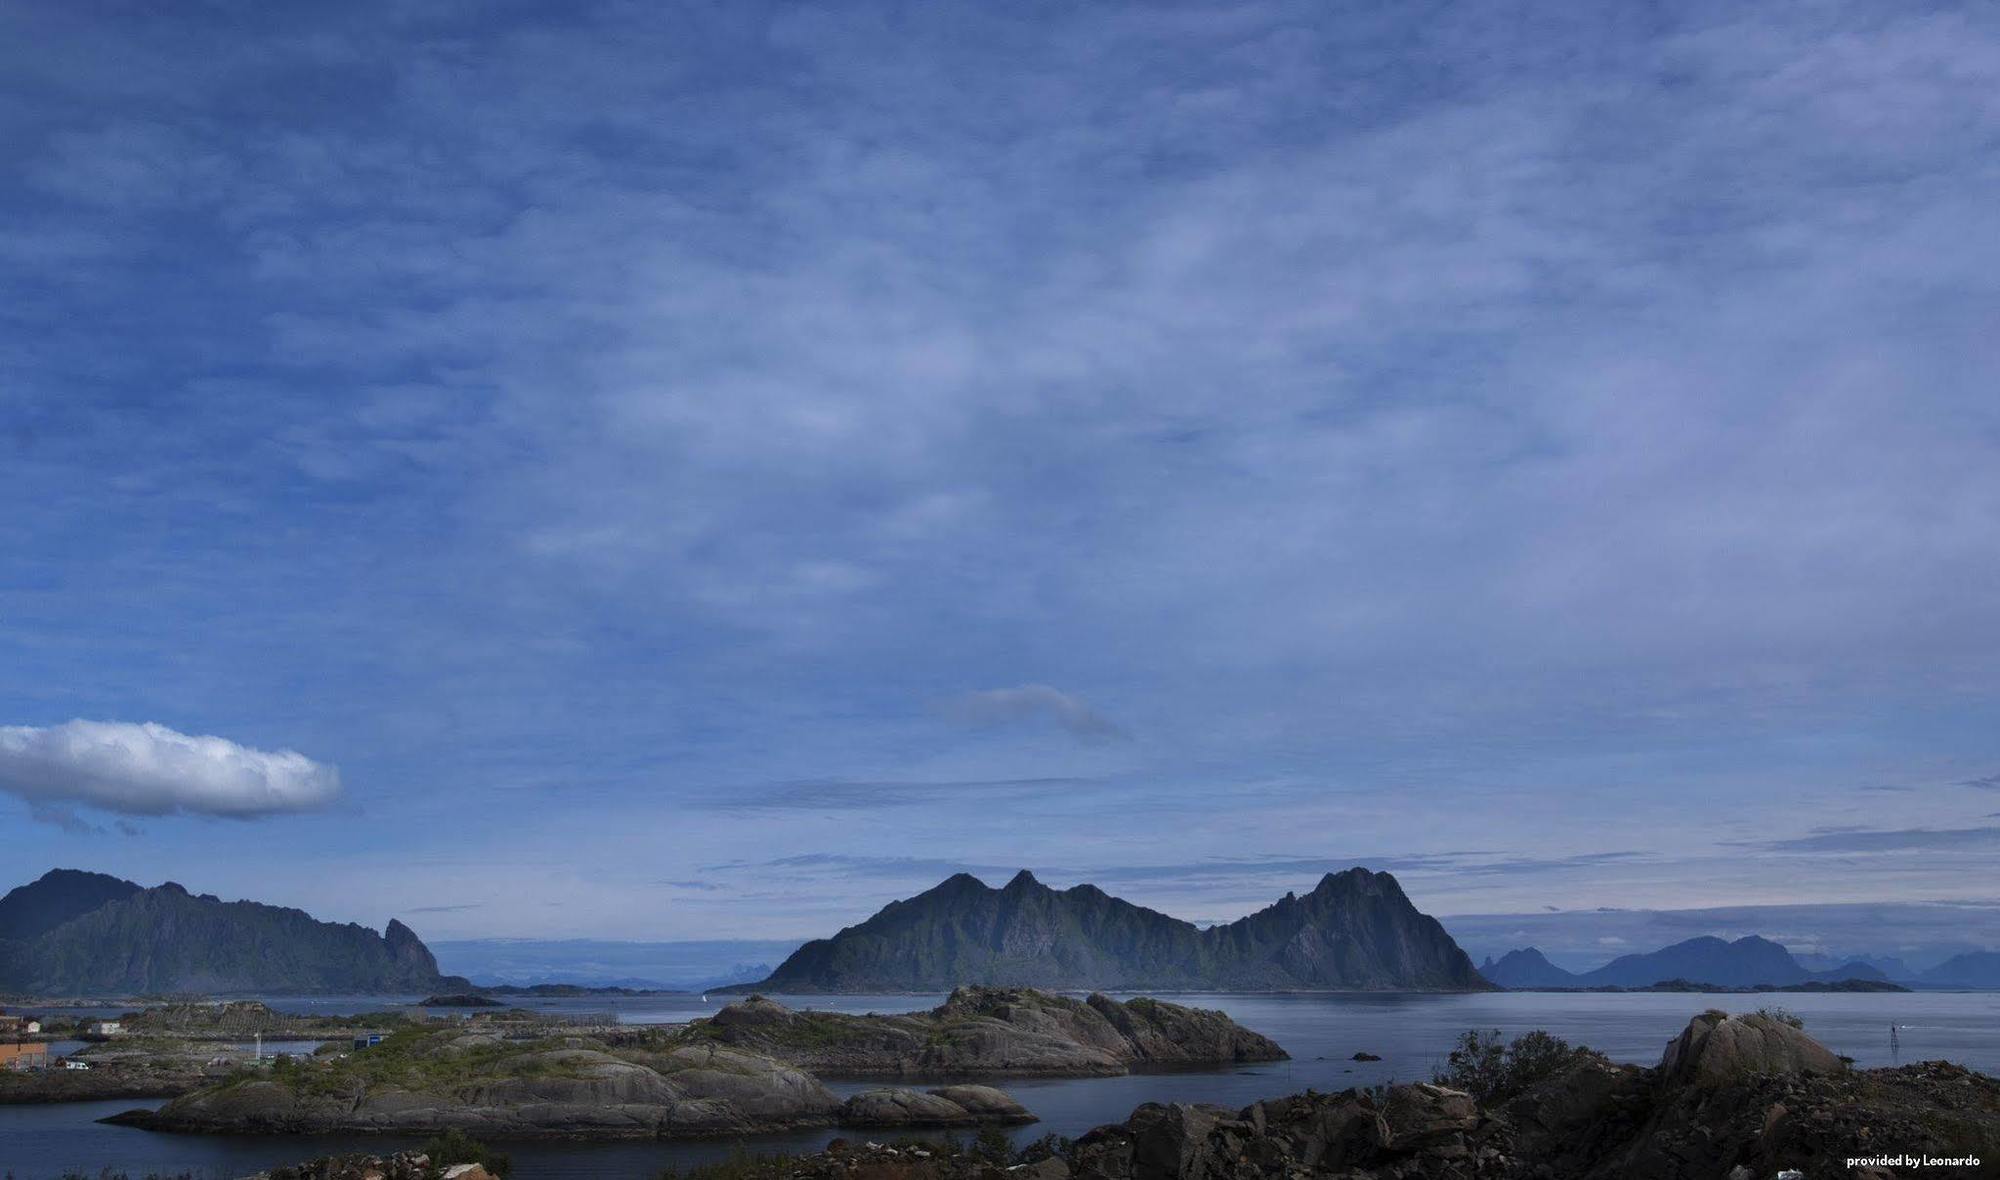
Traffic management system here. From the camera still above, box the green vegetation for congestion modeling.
[235,1025,597,1099]
[1434,1028,1605,1104]
[421,1128,513,1177]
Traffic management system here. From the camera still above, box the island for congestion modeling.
[105,989,1278,1139]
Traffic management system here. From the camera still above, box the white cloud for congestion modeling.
[0,720,341,819]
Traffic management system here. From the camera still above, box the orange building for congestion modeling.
[0,1042,50,1070]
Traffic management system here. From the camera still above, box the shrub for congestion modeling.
[1434,1028,1602,1104]
[421,1128,512,1177]
[1753,1005,1804,1029]
[973,1123,1013,1165]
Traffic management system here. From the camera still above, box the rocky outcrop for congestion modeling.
[743,868,1489,992]
[1657,1008,1843,1087]
[582,1011,1998,1180]
[110,1033,844,1139]
[685,988,1288,1076]
[838,1084,1035,1127]
[106,1024,1039,1140]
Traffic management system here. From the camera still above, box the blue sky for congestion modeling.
[3,1,1999,952]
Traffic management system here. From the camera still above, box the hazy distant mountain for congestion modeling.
[1478,947,1579,988]
[1479,934,1900,989]
[433,938,799,990]
[1918,951,2000,988]
[0,869,460,995]
[739,867,1489,993]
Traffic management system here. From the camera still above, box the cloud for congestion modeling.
[0,720,342,819]
[704,776,1099,812]
[1749,826,2000,854]
[1959,774,2000,790]
[945,686,1124,741]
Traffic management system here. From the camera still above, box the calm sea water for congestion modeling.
[4,990,1994,1180]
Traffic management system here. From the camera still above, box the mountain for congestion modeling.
[1478,947,1578,988]
[0,868,143,941]
[1477,935,1901,990]
[0,869,462,995]
[1917,951,2000,988]
[738,867,1489,992]
[1574,935,1809,988]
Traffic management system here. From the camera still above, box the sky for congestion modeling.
[3,1,1999,955]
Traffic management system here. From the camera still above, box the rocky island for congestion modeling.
[687,987,1288,1077]
[106,988,1277,1139]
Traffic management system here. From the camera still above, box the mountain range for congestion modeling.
[1479,937,2000,990]
[733,867,1490,992]
[0,869,461,995]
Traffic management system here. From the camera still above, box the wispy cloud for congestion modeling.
[1748,826,2000,854]
[702,776,1099,812]
[944,686,1126,742]
[0,721,341,819]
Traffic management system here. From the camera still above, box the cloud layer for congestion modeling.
[0,2,1997,937]
[0,721,341,818]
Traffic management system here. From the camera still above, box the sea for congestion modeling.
[3,989,1995,1180]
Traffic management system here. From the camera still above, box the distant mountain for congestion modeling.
[1917,951,2000,989]
[1479,935,1901,990]
[1479,947,1579,988]
[737,867,1489,993]
[0,869,462,995]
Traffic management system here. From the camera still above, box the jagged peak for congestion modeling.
[1004,869,1041,890]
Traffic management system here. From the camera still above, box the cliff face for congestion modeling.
[0,869,453,995]
[747,868,1488,993]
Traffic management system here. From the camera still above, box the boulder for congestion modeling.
[1378,1082,1479,1150]
[839,1085,1037,1127]
[1659,1010,1844,1088]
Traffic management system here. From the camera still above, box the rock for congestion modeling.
[691,988,1286,1077]
[931,1084,1036,1122]
[112,1027,842,1139]
[440,1167,496,1180]
[839,1085,1036,1128]
[1378,1082,1478,1150]
[1349,1050,1381,1061]
[1126,1102,1233,1180]
[1659,1010,1844,1087]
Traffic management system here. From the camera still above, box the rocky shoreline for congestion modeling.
[121,1007,2000,1177]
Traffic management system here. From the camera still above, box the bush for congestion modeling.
[1434,1028,1602,1104]
[973,1123,1013,1165]
[421,1128,512,1177]
[1754,1005,1804,1029]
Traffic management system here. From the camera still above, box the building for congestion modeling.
[0,1012,39,1035]
[0,1042,50,1071]
[353,1033,385,1049]
[88,1020,123,1036]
